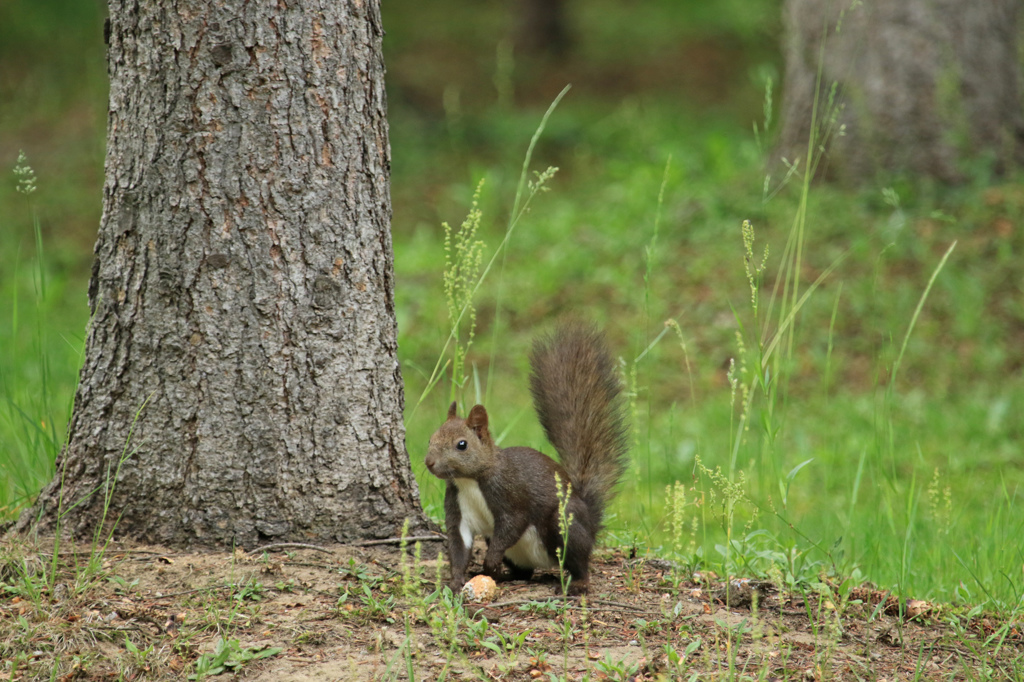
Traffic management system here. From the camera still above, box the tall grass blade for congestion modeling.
[889,241,956,390]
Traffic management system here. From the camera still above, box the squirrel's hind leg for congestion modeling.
[560,521,596,595]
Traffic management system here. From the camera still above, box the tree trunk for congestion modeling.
[777,0,1024,183]
[18,0,428,547]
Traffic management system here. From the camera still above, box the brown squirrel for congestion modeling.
[425,323,629,595]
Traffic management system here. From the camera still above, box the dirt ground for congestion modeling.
[2,538,1022,681]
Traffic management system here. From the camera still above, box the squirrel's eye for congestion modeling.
[456,440,468,451]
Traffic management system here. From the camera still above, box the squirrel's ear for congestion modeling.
[466,405,492,443]
[447,401,458,420]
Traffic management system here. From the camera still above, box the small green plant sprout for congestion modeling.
[552,471,575,596]
[527,165,558,196]
[728,222,768,461]
[781,457,815,510]
[335,584,351,613]
[926,468,952,536]
[108,574,139,595]
[881,186,905,233]
[397,517,426,597]
[398,518,412,589]
[123,633,156,673]
[741,220,769,322]
[13,151,37,196]
[442,178,486,404]
[426,587,479,681]
[667,480,687,556]
[664,637,702,677]
[358,582,397,622]
[550,471,579,677]
[433,549,445,593]
[187,637,283,680]
[556,607,577,678]
[665,480,699,590]
[337,556,373,583]
[381,613,419,681]
[595,651,642,680]
[231,579,265,604]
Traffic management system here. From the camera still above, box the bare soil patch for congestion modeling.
[2,539,1020,680]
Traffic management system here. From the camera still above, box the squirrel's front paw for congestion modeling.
[482,563,504,582]
[448,577,466,593]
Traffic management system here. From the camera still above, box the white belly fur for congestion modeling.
[454,478,557,569]
[505,525,558,569]
[454,478,494,548]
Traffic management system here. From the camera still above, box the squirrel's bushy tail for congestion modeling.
[529,323,629,528]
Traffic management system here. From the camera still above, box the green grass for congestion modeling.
[393,92,1024,611]
[0,159,83,517]
[2,0,1023,624]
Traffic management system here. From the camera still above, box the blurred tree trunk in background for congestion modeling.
[17,0,428,547]
[517,0,571,58]
[778,0,1024,183]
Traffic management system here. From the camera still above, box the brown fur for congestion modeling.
[425,323,629,595]
[529,323,630,523]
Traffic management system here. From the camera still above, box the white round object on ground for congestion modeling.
[462,575,499,602]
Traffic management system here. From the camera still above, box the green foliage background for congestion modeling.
[2,0,1022,610]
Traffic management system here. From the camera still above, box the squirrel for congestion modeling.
[425,323,629,596]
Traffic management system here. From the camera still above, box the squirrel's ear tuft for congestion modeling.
[447,401,458,419]
[466,405,488,427]
[466,405,492,442]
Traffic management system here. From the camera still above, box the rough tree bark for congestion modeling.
[777,0,1024,183]
[18,0,428,547]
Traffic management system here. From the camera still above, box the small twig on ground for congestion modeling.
[349,534,446,547]
[34,548,176,558]
[247,534,445,556]
[247,543,336,556]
